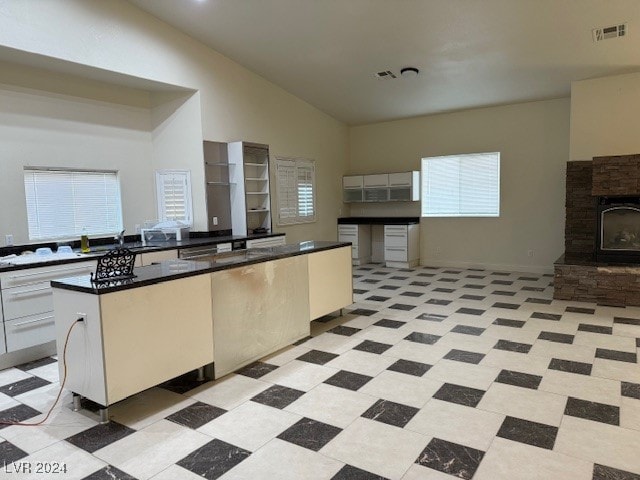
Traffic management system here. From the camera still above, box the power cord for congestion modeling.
[0,317,83,426]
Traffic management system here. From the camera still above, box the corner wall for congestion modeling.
[349,98,570,273]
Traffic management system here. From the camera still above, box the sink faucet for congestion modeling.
[115,229,126,246]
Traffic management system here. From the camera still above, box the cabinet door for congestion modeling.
[343,175,364,189]
[384,247,408,262]
[308,247,352,320]
[1,281,54,321]
[388,172,412,187]
[363,188,389,202]
[140,249,178,266]
[5,312,56,352]
[363,174,389,188]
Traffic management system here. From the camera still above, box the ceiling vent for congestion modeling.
[375,70,397,79]
[592,23,627,42]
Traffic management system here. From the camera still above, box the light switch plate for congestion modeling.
[5,234,13,246]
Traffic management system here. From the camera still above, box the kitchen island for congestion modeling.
[50,241,352,420]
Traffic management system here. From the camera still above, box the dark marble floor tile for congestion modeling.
[614,317,640,325]
[277,417,342,451]
[494,339,532,354]
[492,279,514,285]
[361,399,419,428]
[353,275,363,278]
[65,422,135,453]
[372,271,388,276]
[636,338,640,348]
[349,308,378,316]
[415,437,484,480]
[525,297,553,305]
[444,349,485,364]
[426,298,452,306]
[0,404,41,429]
[521,286,545,292]
[353,289,368,295]
[578,324,613,335]
[456,307,485,316]
[495,370,542,390]
[451,325,485,336]
[297,349,340,365]
[518,276,540,281]
[593,463,640,480]
[439,277,459,283]
[416,313,448,322]
[460,294,486,301]
[433,287,456,293]
[531,312,562,321]
[379,285,400,290]
[389,303,416,311]
[492,318,525,328]
[331,464,389,480]
[410,281,430,287]
[492,290,517,296]
[595,348,638,363]
[466,275,486,279]
[314,316,336,323]
[357,267,374,270]
[387,359,432,377]
[443,270,462,274]
[564,397,620,426]
[566,306,596,314]
[418,272,437,277]
[366,295,391,302]
[373,319,406,329]
[251,384,305,409]
[15,356,57,372]
[158,370,208,394]
[0,376,50,397]
[166,401,226,429]
[353,340,392,355]
[621,382,640,400]
[400,291,423,297]
[463,284,486,290]
[405,332,441,345]
[0,440,28,464]
[177,439,251,479]
[324,370,373,391]
[362,279,381,284]
[237,361,279,378]
[497,416,558,450]
[538,331,574,344]
[433,383,485,407]
[82,465,137,480]
[548,358,593,376]
[329,325,361,337]
[399,268,415,272]
[390,276,409,280]
[492,302,520,310]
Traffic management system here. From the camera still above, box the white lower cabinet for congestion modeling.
[246,235,286,248]
[338,224,371,265]
[5,313,56,352]
[384,224,420,267]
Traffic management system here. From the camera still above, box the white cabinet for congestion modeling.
[216,242,232,253]
[0,303,4,355]
[363,174,389,188]
[138,249,178,266]
[389,171,420,201]
[384,224,420,267]
[246,235,286,248]
[343,171,420,203]
[343,175,364,189]
[0,260,96,353]
[338,224,371,265]
[343,175,364,203]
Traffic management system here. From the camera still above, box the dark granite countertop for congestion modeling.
[0,233,285,273]
[338,217,420,225]
[51,241,351,295]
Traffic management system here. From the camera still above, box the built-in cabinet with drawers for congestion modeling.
[338,224,372,265]
[343,171,420,203]
[384,224,420,268]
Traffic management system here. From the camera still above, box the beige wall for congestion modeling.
[349,98,570,273]
[0,0,348,245]
[570,72,640,161]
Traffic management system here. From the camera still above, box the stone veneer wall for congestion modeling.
[592,154,640,196]
[555,264,640,307]
[565,161,596,256]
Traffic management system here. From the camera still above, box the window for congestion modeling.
[274,157,316,225]
[421,152,500,217]
[155,170,193,226]
[24,168,123,240]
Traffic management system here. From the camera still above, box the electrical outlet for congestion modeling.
[5,234,13,246]
[435,246,441,256]
[527,249,535,257]
[213,217,218,226]
[76,312,87,323]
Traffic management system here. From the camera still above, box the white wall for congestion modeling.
[349,98,570,273]
[570,71,640,161]
[0,0,349,244]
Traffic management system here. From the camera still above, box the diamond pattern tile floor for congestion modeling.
[2,264,640,479]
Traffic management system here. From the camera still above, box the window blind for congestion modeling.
[155,170,193,225]
[421,152,500,217]
[24,168,123,240]
[275,157,316,225]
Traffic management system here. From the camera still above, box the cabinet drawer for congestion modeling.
[217,243,232,253]
[384,234,407,248]
[363,174,389,188]
[384,225,408,235]
[388,172,412,186]
[246,236,286,248]
[384,247,408,262]
[338,224,358,235]
[1,281,53,321]
[0,261,96,288]
[343,175,364,189]
[5,313,56,352]
[351,245,359,259]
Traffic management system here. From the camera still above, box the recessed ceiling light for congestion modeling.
[400,67,419,78]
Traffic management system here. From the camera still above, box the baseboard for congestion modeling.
[418,259,554,275]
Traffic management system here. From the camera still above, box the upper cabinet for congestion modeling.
[343,171,420,203]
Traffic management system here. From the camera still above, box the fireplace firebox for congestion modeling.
[596,196,640,263]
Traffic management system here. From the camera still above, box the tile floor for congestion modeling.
[1,264,640,479]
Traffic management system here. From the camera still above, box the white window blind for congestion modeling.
[155,170,193,225]
[24,168,123,240]
[421,152,500,217]
[275,157,316,225]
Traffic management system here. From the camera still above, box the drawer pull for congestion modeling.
[10,265,92,280]
[385,247,407,251]
[13,315,54,327]
[385,234,406,237]
[10,286,52,296]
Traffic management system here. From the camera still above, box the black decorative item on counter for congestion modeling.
[91,248,137,283]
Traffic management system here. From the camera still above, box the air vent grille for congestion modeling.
[375,70,397,79]
[593,23,627,42]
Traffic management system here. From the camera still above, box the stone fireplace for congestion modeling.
[596,196,640,263]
